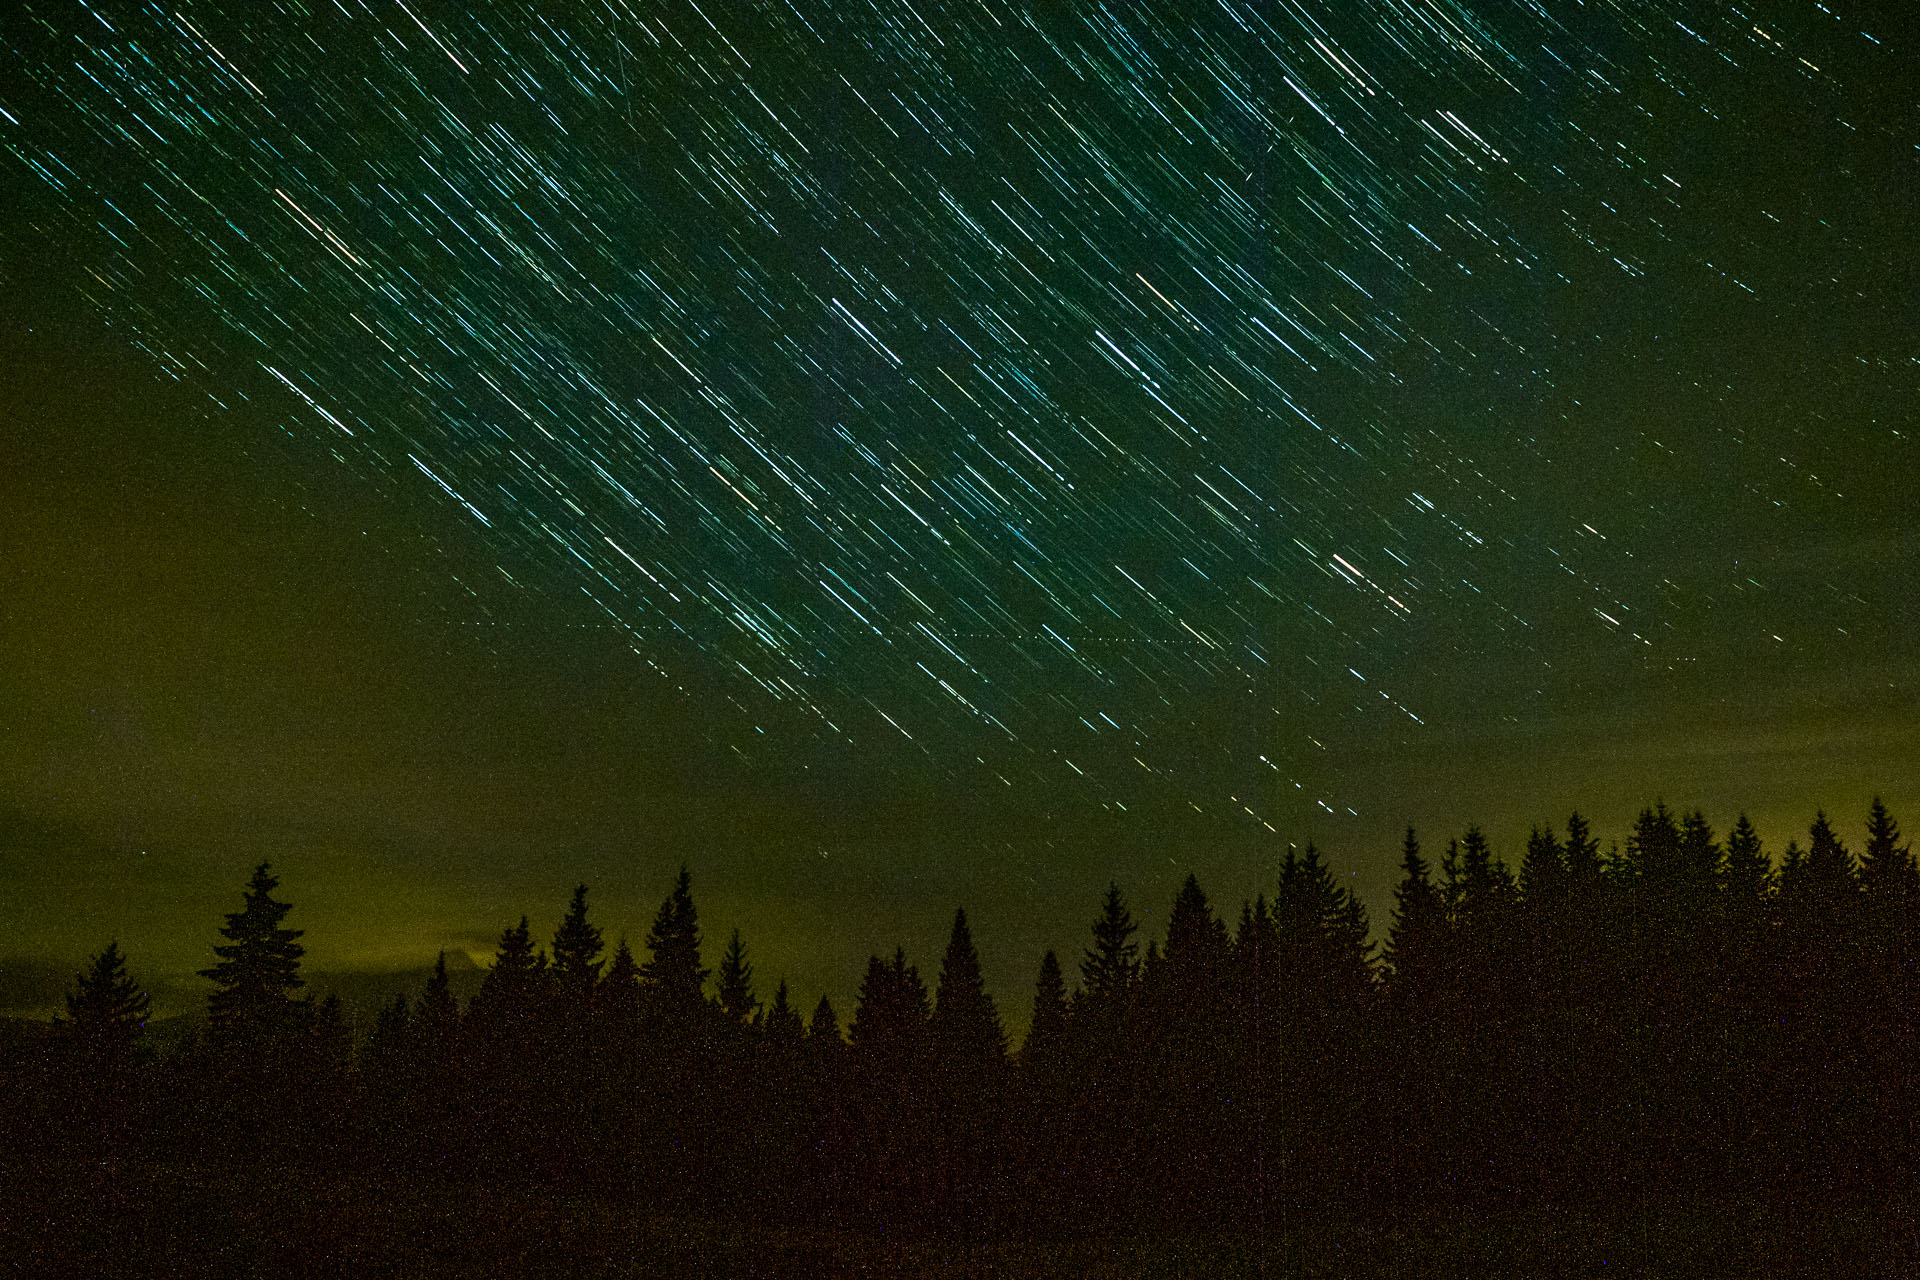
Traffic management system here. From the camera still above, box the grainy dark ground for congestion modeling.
[6,1158,1919,1280]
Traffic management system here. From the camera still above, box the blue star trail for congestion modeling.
[3,0,1910,833]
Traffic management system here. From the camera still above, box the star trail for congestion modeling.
[2,0,1915,990]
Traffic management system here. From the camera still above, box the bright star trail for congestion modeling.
[1,2,1914,1005]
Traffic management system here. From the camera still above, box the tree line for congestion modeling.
[11,799,1920,1234]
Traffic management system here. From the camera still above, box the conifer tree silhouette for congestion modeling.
[475,916,547,1017]
[851,949,931,1054]
[716,929,760,1024]
[1383,828,1443,996]
[1520,824,1567,907]
[1079,883,1139,1009]
[927,910,1005,1222]
[849,949,933,1217]
[1023,950,1069,1067]
[1161,874,1231,1007]
[551,884,605,1005]
[63,941,150,1056]
[599,938,644,1024]
[643,866,707,1006]
[1722,814,1773,911]
[200,862,305,1047]
[1860,798,1917,903]
[809,994,843,1046]
[931,909,1006,1067]
[417,951,460,1057]
[1792,812,1858,913]
[765,980,804,1044]
[56,941,154,1147]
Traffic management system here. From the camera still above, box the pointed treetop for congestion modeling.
[1080,882,1139,1002]
[716,928,760,1023]
[1801,811,1858,896]
[1564,812,1604,887]
[65,941,150,1051]
[1723,813,1773,907]
[933,907,1006,1065]
[200,861,306,1035]
[1861,798,1919,902]
[766,979,805,1044]
[642,865,707,1006]
[809,994,842,1044]
[1025,949,1069,1063]
[1521,825,1566,902]
[551,883,605,999]
[1385,829,1443,987]
[851,947,931,1053]
[1163,873,1230,997]
[418,950,459,1042]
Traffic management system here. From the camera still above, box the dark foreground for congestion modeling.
[20,804,1920,1274]
[6,1159,1918,1280]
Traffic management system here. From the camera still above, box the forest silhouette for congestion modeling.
[7,800,1920,1276]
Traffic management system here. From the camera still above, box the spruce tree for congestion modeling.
[717,929,760,1023]
[931,908,1006,1067]
[1677,810,1720,899]
[599,938,645,1024]
[1275,847,1374,1011]
[850,948,931,1054]
[417,951,460,1054]
[551,884,604,1004]
[1797,812,1858,905]
[809,994,842,1044]
[1080,883,1140,1004]
[1722,814,1773,909]
[766,980,805,1045]
[476,916,547,1016]
[200,862,305,1044]
[1861,798,1918,903]
[1383,828,1443,994]
[1564,812,1604,892]
[64,941,150,1056]
[1162,874,1231,1005]
[1520,825,1567,906]
[1024,950,1069,1065]
[643,865,708,1006]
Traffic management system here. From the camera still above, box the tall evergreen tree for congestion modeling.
[599,938,645,1024]
[200,862,305,1043]
[1860,798,1918,904]
[1722,814,1773,910]
[643,865,708,1006]
[765,980,805,1045]
[417,951,460,1054]
[850,948,931,1054]
[1520,825,1567,906]
[551,884,605,1003]
[63,941,150,1056]
[1564,812,1604,892]
[1024,950,1069,1066]
[1274,846,1374,1011]
[1079,883,1140,1005]
[809,995,843,1045]
[1383,828,1443,993]
[931,908,1007,1067]
[1162,874,1231,1005]
[475,916,547,1016]
[1792,812,1858,907]
[1623,804,1682,890]
[716,929,760,1024]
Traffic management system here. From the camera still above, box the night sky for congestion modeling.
[2,1,1914,1022]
